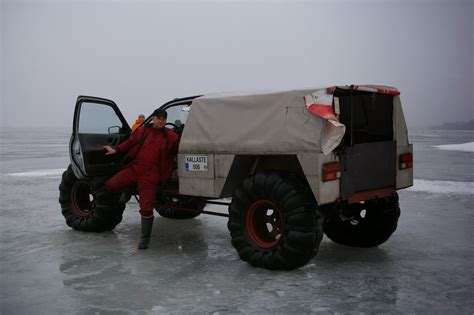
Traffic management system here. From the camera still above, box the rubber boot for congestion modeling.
[119,187,134,204]
[138,216,154,249]
[119,191,131,204]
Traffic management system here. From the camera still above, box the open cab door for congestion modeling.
[69,96,131,179]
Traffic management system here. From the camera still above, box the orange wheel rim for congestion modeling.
[246,200,284,249]
[71,181,93,218]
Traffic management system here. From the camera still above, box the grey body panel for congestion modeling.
[393,96,413,189]
[297,152,340,205]
[178,153,235,198]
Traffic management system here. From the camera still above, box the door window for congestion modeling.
[78,102,124,134]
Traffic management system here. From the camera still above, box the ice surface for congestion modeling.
[433,142,474,152]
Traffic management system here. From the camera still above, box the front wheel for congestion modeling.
[323,193,400,247]
[227,172,323,270]
[58,165,125,232]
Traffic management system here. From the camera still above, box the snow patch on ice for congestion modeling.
[6,169,64,177]
[433,142,474,152]
[408,179,474,195]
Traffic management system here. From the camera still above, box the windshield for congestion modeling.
[165,105,190,128]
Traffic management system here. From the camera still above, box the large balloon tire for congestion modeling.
[59,165,125,232]
[323,193,400,247]
[156,195,206,220]
[227,172,323,270]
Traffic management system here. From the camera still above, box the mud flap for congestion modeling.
[340,141,396,199]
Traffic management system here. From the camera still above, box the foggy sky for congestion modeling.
[1,0,473,129]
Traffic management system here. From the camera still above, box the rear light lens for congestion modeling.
[399,152,413,170]
[322,162,341,182]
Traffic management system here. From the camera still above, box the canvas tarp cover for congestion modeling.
[179,89,345,155]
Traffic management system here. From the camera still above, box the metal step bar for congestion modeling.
[205,200,231,206]
[159,203,229,218]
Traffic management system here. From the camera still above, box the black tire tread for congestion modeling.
[227,171,323,270]
[323,193,400,247]
[58,165,125,232]
[156,197,206,220]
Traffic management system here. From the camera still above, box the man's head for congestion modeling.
[151,108,167,129]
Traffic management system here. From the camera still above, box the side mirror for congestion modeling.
[108,126,121,134]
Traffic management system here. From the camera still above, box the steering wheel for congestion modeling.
[165,122,182,134]
[165,122,179,130]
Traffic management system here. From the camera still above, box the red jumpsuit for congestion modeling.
[105,127,179,217]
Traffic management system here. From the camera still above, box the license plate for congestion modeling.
[185,155,208,172]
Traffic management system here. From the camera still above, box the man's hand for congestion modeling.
[103,145,117,155]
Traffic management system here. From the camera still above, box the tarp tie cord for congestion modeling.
[350,85,354,146]
[361,95,369,127]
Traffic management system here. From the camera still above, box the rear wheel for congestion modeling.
[155,194,205,219]
[228,172,323,270]
[323,193,400,247]
[59,165,125,232]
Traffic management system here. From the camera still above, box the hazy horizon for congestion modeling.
[1,0,473,129]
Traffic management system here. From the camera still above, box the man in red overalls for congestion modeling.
[103,108,179,249]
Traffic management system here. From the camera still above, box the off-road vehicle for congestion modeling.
[59,85,413,270]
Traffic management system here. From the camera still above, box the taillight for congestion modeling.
[399,152,413,170]
[322,162,341,182]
